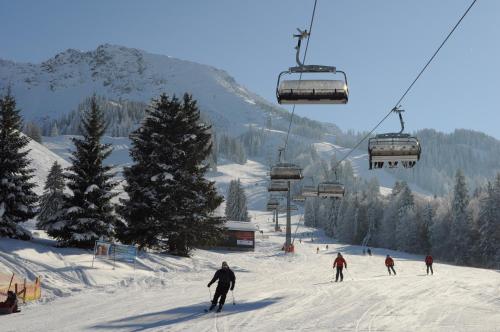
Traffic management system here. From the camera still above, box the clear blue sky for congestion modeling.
[1,0,498,138]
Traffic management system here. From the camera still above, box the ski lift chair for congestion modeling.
[276,29,348,105]
[317,181,345,198]
[270,163,303,181]
[368,107,421,169]
[302,185,318,197]
[293,194,306,202]
[266,201,279,211]
[268,180,289,192]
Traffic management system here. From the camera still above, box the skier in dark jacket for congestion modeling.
[333,253,347,282]
[425,255,434,275]
[207,261,236,312]
[385,255,396,275]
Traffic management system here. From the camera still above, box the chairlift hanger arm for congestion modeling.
[294,28,310,67]
[392,106,405,134]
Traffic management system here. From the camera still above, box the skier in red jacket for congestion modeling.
[425,255,434,275]
[385,255,396,275]
[333,253,347,282]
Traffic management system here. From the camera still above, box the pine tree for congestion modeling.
[450,170,472,264]
[50,97,118,248]
[225,179,248,221]
[477,176,500,267]
[37,161,65,232]
[419,202,434,254]
[117,94,224,256]
[0,92,38,240]
[50,123,59,136]
[24,121,42,143]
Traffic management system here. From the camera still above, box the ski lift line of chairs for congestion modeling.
[270,163,303,181]
[318,181,345,198]
[302,185,319,197]
[301,182,345,199]
[276,28,349,105]
[267,180,289,193]
[293,194,306,202]
[367,107,421,170]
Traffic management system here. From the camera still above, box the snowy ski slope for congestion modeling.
[2,212,499,331]
[2,159,499,332]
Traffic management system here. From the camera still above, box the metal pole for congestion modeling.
[286,180,291,250]
[275,208,279,231]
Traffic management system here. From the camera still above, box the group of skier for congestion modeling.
[330,252,434,281]
[206,253,435,312]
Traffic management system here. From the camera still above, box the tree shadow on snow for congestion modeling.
[90,296,284,331]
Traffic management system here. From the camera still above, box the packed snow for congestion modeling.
[1,159,499,332]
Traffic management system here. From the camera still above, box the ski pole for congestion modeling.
[346,268,354,281]
[231,290,236,305]
[208,287,212,302]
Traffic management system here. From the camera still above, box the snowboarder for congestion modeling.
[385,255,396,275]
[316,247,319,254]
[326,244,329,250]
[333,253,347,282]
[207,261,236,313]
[367,248,372,256]
[425,254,434,275]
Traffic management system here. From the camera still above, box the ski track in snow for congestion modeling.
[3,219,500,332]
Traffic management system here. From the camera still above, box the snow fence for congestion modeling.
[0,272,41,303]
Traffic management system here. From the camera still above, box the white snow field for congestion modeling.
[2,212,500,332]
[2,155,499,331]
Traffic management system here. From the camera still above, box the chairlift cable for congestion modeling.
[332,0,477,171]
[283,0,319,159]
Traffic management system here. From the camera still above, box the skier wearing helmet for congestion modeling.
[207,261,236,312]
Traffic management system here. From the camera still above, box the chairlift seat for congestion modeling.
[277,80,348,104]
[268,180,289,192]
[293,195,306,202]
[270,163,303,181]
[318,182,345,198]
[368,133,421,169]
[302,185,318,197]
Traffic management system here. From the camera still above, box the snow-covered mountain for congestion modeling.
[0,44,423,195]
[0,44,293,136]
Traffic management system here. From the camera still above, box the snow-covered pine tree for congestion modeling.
[37,161,65,232]
[0,92,38,240]
[450,169,472,264]
[477,176,500,267]
[419,202,434,254]
[225,179,249,221]
[51,96,118,248]
[118,94,224,256]
[23,121,42,143]
[225,180,238,220]
[50,122,59,137]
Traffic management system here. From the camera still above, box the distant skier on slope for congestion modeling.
[333,253,347,282]
[207,261,236,313]
[425,254,434,275]
[316,247,319,254]
[385,255,396,275]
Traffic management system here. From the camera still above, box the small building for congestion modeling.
[218,221,258,251]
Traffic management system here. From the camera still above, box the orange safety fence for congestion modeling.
[0,272,42,303]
